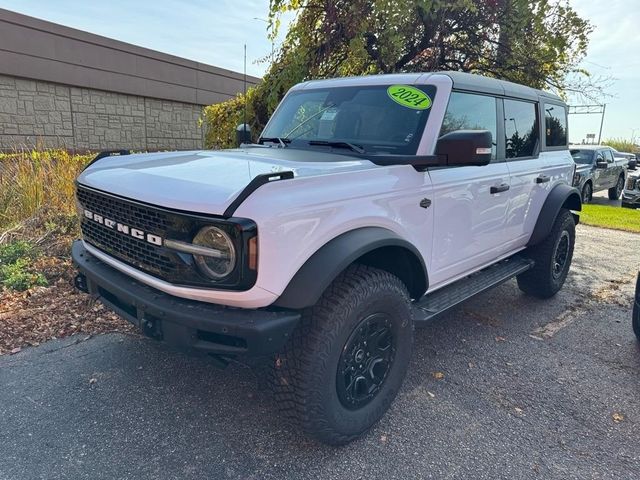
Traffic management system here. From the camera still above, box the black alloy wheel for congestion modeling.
[336,313,395,410]
[552,231,570,280]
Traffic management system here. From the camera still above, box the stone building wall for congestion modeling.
[0,74,206,152]
[0,8,259,152]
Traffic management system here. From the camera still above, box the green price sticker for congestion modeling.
[387,85,432,110]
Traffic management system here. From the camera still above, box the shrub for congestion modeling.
[0,258,48,291]
[0,240,47,291]
[202,86,267,149]
[0,240,37,265]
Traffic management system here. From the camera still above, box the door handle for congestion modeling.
[490,183,510,194]
[535,175,550,184]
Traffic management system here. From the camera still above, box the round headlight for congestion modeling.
[192,226,236,279]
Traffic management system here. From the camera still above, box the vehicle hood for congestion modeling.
[77,147,378,215]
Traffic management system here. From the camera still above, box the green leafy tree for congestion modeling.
[203,0,593,148]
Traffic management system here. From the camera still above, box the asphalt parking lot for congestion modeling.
[1,224,639,480]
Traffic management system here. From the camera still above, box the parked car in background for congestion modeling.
[610,147,637,170]
[633,273,640,341]
[622,169,640,209]
[571,145,627,202]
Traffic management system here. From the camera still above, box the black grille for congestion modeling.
[77,187,181,279]
[80,220,173,276]
[77,187,170,234]
[76,185,258,290]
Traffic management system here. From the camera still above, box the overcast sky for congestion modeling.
[1,0,637,144]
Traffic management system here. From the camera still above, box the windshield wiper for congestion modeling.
[259,137,290,148]
[308,140,366,154]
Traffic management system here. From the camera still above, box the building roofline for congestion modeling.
[0,8,260,105]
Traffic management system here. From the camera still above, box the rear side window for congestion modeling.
[544,105,568,147]
[440,92,497,160]
[504,99,539,159]
[603,149,615,162]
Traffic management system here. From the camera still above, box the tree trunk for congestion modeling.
[495,0,512,70]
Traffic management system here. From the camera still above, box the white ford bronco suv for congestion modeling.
[72,71,581,445]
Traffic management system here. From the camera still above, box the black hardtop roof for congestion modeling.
[437,71,564,104]
[293,71,565,105]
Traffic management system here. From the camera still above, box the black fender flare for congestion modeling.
[528,183,581,246]
[274,227,428,309]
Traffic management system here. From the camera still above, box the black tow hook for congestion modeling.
[74,273,89,293]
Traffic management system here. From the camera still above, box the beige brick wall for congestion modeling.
[0,74,205,151]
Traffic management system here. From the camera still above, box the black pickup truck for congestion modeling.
[571,145,627,202]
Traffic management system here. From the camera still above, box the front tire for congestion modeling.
[633,276,640,342]
[582,182,592,203]
[518,208,576,299]
[608,175,624,200]
[272,265,414,445]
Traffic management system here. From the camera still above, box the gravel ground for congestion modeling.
[1,224,639,480]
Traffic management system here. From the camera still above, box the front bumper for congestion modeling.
[622,191,640,209]
[71,240,300,358]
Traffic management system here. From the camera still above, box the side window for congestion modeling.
[504,99,539,159]
[440,92,497,161]
[603,149,614,163]
[544,104,567,147]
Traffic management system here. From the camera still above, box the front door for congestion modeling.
[427,91,510,287]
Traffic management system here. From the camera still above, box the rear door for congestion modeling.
[427,91,511,285]
[501,98,547,246]
[602,148,617,187]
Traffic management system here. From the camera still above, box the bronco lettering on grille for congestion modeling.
[83,209,163,246]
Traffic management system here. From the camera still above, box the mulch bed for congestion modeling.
[0,254,136,356]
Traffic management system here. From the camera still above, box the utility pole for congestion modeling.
[253,17,274,61]
[597,104,606,145]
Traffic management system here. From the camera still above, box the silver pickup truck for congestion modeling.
[571,145,627,202]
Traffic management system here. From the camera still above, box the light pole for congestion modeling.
[253,17,274,61]
[597,104,606,145]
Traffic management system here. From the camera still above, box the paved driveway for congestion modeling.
[1,225,639,480]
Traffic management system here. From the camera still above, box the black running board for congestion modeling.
[412,255,534,323]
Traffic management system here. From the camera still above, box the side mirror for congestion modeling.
[236,124,252,146]
[595,158,608,169]
[435,130,492,167]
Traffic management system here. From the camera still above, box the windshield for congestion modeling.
[570,149,594,164]
[260,84,437,156]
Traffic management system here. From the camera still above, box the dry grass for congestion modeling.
[0,149,92,231]
[0,149,138,354]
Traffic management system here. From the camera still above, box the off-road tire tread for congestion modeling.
[270,264,412,445]
[608,174,624,200]
[582,182,592,203]
[518,208,575,299]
